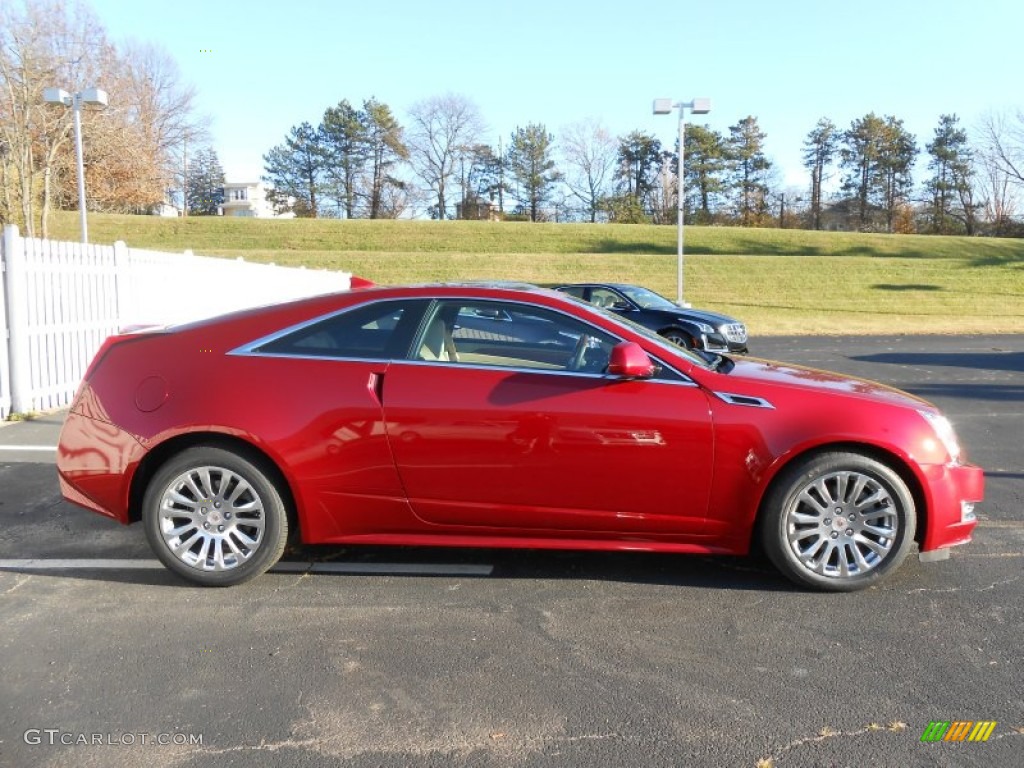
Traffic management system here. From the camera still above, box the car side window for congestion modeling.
[418,300,618,374]
[558,286,586,300]
[590,288,628,310]
[255,299,427,359]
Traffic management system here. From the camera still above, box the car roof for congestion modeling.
[558,282,641,291]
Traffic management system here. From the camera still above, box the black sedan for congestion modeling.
[553,283,748,353]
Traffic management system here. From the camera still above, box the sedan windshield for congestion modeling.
[616,285,679,311]
[559,294,716,370]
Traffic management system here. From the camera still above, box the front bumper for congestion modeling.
[919,461,985,553]
[701,333,749,354]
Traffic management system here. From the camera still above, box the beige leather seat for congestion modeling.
[418,319,458,361]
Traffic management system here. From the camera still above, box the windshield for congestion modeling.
[559,294,715,370]
[616,285,678,310]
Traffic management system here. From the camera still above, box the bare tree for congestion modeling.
[979,109,1024,186]
[406,94,483,219]
[1,1,205,234]
[104,41,206,211]
[560,118,616,222]
[0,0,109,234]
[976,111,1024,235]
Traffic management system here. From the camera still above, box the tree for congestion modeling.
[878,116,917,232]
[978,109,1024,187]
[262,122,323,217]
[406,94,483,219]
[456,143,503,219]
[361,98,407,219]
[728,116,772,225]
[1,1,204,234]
[319,99,366,218]
[615,130,662,212]
[802,118,839,230]
[681,124,729,224]
[925,114,977,234]
[839,114,917,232]
[561,119,616,222]
[977,110,1024,235]
[506,124,560,222]
[185,146,224,215]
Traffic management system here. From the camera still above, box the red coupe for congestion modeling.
[56,283,983,590]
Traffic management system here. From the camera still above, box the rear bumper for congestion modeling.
[920,461,984,553]
[56,408,146,525]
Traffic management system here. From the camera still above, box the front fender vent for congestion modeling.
[713,391,774,409]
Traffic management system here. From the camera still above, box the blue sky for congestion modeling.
[91,0,1022,192]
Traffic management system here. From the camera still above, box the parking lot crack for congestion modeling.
[2,574,32,594]
[187,736,323,756]
[756,721,906,767]
[906,575,1021,594]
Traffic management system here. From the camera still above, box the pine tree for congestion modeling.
[186,147,225,215]
[507,124,561,222]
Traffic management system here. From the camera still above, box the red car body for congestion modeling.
[56,284,983,588]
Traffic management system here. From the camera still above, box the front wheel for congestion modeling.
[143,446,289,586]
[660,329,696,349]
[760,452,916,592]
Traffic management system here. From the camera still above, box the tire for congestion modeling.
[660,329,696,349]
[760,451,916,592]
[143,446,289,587]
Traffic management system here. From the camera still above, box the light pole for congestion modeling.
[653,97,710,307]
[43,86,109,243]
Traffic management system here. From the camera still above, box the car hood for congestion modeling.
[720,356,933,410]
[660,307,739,326]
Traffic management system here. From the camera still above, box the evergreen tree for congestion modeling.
[681,124,729,224]
[615,130,662,212]
[728,116,772,225]
[362,98,407,219]
[319,100,367,218]
[507,124,560,222]
[840,113,917,231]
[878,116,917,232]
[185,147,224,215]
[802,118,839,230]
[262,122,324,217]
[925,114,977,234]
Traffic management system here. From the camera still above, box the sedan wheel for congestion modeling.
[143,446,288,586]
[660,329,695,349]
[761,452,915,591]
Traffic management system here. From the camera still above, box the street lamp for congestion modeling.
[653,96,710,307]
[43,86,109,243]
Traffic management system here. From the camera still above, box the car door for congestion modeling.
[238,298,429,538]
[381,298,715,536]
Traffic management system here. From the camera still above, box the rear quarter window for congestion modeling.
[254,299,426,359]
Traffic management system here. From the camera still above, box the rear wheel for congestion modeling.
[760,451,916,591]
[142,446,288,586]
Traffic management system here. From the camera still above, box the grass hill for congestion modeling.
[48,212,1024,335]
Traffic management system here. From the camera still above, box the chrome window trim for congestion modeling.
[391,358,699,387]
[228,294,699,386]
[423,297,696,385]
[228,298,423,358]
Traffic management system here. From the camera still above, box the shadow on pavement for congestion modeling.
[850,350,1024,373]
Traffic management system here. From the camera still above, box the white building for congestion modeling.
[220,182,294,219]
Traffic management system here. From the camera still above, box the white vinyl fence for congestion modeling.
[0,225,352,418]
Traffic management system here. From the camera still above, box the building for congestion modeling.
[220,182,294,219]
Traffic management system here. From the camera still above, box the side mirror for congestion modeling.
[607,342,656,379]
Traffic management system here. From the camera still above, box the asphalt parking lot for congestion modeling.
[1,335,1021,768]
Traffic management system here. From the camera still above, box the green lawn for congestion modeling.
[47,212,1024,335]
